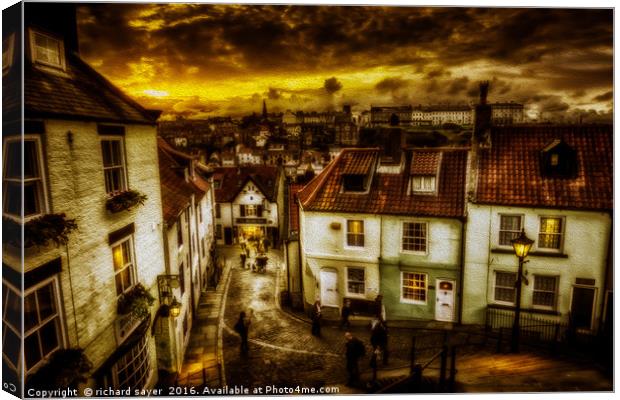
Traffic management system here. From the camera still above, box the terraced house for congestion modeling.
[297,135,469,321]
[2,3,165,393]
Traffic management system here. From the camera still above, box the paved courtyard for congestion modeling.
[189,245,613,394]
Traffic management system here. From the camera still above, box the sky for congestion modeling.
[76,4,613,121]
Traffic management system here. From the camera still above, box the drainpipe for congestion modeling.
[457,216,467,325]
[65,243,80,347]
[187,205,195,316]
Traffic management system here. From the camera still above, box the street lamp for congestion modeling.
[157,275,182,318]
[510,229,534,353]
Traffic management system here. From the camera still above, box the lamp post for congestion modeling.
[157,274,181,318]
[510,229,534,353]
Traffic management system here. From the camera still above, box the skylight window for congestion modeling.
[30,30,64,69]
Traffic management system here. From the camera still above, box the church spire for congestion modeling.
[262,99,268,119]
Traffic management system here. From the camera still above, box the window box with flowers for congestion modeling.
[3,213,78,248]
[117,283,155,320]
[105,190,147,214]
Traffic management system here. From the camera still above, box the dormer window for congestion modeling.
[540,139,577,178]
[30,30,65,69]
[343,174,365,192]
[411,175,436,193]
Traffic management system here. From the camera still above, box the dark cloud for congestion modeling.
[267,87,282,100]
[446,76,470,95]
[323,77,343,94]
[593,91,613,102]
[375,77,410,94]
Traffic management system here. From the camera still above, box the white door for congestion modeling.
[435,279,455,322]
[320,269,339,307]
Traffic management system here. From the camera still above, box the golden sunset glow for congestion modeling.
[76,4,613,120]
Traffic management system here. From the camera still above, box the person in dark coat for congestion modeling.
[370,318,389,365]
[240,252,247,269]
[345,332,365,387]
[340,299,351,330]
[311,300,322,337]
[234,311,250,355]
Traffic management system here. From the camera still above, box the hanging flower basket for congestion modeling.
[106,189,147,213]
[26,348,92,391]
[3,213,78,248]
[117,283,155,320]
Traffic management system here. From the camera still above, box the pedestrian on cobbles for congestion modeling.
[234,311,251,355]
[344,332,365,387]
[374,294,386,322]
[370,347,380,385]
[240,252,247,269]
[340,299,351,330]
[311,300,322,337]
[370,318,389,366]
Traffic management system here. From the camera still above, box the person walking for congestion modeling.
[234,311,251,355]
[311,300,322,337]
[345,332,365,387]
[370,318,389,366]
[340,299,351,330]
[240,252,247,269]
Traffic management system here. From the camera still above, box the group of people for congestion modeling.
[310,295,390,388]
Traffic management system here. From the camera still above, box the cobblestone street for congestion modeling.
[215,245,612,394]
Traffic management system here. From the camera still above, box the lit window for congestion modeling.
[499,215,522,246]
[30,30,64,68]
[3,136,48,219]
[401,272,427,303]
[3,33,15,75]
[101,138,127,195]
[2,282,21,372]
[533,276,557,309]
[411,175,436,193]
[538,217,563,250]
[346,220,364,247]
[494,272,516,304]
[112,237,136,296]
[110,335,151,389]
[550,154,559,166]
[23,278,63,373]
[346,268,365,296]
[402,222,427,253]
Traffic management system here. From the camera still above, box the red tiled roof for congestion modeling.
[158,145,204,225]
[158,137,211,194]
[341,150,376,175]
[288,184,304,233]
[213,166,280,203]
[475,125,612,211]
[410,151,442,175]
[298,148,468,218]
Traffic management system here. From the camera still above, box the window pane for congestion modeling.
[24,292,38,332]
[113,244,124,271]
[23,140,40,179]
[39,320,59,356]
[24,182,42,216]
[2,327,20,367]
[4,288,21,331]
[4,181,22,216]
[24,333,42,370]
[4,141,21,179]
[36,284,56,321]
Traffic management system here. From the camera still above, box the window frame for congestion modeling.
[345,219,365,248]
[401,221,429,255]
[22,277,65,375]
[411,175,437,194]
[2,280,22,373]
[100,136,128,195]
[3,135,49,222]
[532,275,558,311]
[111,236,138,298]
[400,271,428,305]
[493,270,517,305]
[537,216,565,252]
[28,29,66,70]
[345,267,366,298]
[498,214,523,247]
[109,334,151,389]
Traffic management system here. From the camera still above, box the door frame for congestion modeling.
[435,278,456,322]
[569,285,597,331]
[320,268,339,307]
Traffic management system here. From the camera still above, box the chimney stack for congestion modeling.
[473,81,492,147]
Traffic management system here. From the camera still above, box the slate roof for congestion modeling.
[158,139,205,225]
[25,53,156,124]
[475,124,613,211]
[213,166,280,203]
[298,148,468,218]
